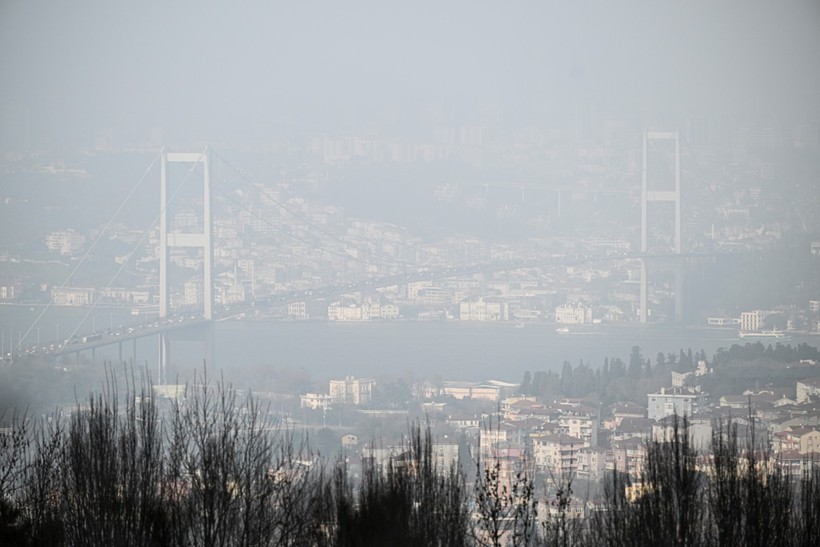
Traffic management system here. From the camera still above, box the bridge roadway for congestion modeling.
[15,250,724,361]
[16,317,212,359]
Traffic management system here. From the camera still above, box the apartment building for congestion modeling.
[329,376,375,405]
[647,387,708,421]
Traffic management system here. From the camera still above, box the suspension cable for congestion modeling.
[62,150,204,345]
[18,151,161,349]
[211,149,422,269]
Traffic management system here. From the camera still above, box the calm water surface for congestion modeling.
[3,304,814,383]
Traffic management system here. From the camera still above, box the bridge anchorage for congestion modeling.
[640,131,684,324]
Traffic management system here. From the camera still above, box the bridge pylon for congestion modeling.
[640,131,683,323]
[159,148,214,382]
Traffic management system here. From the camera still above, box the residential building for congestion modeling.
[328,304,362,321]
[98,288,151,305]
[671,369,694,387]
[576,446,609,480]
[531,433,581,478]
[441,380,512,402]
[329,376,375,405]
[607,402,646,429]
[459,298,506,321]
[432,442,460,472]
[447,415,480,431]
[797,378,820,403]
[555,303,591,324]
[0,285,14,300]
[442,381,474,400]
[557,411,598,447]
[719,395,749,409]
[647,387,707,421]
[46,229,85,256]
[611,437,646,477]
[183,280,203,307]
[300,393,332,411]
[652,415,713,450]
[774,427,820,455]
[480,422,527,453]
[288,302,308,320]
[51,287,95,306]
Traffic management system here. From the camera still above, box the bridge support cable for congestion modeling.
[212,185,378,265]
[62,150,204,349]
[18,152,161,351]
[210,149,421,272]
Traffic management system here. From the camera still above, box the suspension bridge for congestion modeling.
[8,132,708,380]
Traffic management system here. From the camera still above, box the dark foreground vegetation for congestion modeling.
[2,368,820,546]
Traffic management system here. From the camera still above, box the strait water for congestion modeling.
[4,304,812,385]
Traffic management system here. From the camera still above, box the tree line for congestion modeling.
[520,342,820,407]
[2,367,820,546]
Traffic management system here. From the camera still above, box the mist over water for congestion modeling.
[1,2,819,404]
[2,304,780,385]
[209,321,750,382]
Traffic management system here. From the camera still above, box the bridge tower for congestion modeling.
[159,148,214,381]
[640,131,683,323]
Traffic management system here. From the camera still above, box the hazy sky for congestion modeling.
[2,0,819,145]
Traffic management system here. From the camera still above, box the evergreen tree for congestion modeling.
[520,370,532,396]
[560,361,573,395]
[628,346,644,378]
[656,352,666,370]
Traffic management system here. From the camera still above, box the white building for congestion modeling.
[531,433,582,478]
[555,304,591,324]
[329,376,375,405]
[46,230,85,256]
[797,378,820,403]
[98,288,151,305]
[184,280,203,307]
[557,411,598,447]
[576,447,609,480]
[647,387,708,421]
[288,302,308,320]
[328,304,363,321]
[459,298,507,321]
[432,442,460,473]
[51,287,95,306]
[740,310,764,332]
[300,393,333,411]
[221,282,246,304]
[0,286,15,300]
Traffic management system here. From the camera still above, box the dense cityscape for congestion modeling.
[2,1,820,545]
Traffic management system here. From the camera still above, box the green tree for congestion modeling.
[656,352,666,370]
[628,346,644,378]
[520,370,532,396]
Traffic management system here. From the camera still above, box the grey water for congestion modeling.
[3,304,802,386]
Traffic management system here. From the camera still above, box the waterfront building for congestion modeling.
[555,303,591,324]
[740,310,764,332]
[329,376,375,405]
